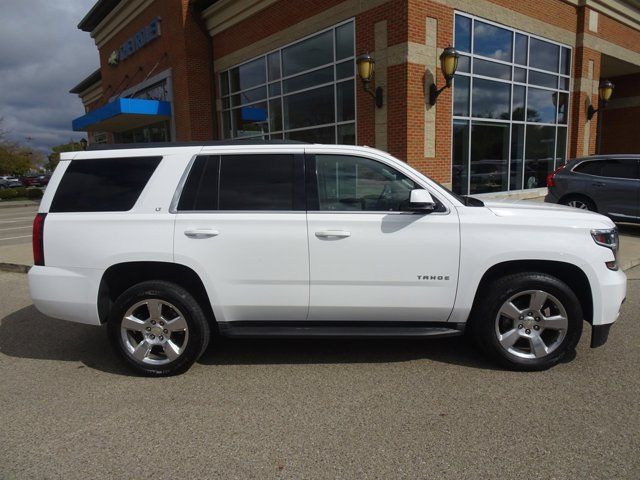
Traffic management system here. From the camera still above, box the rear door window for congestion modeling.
[177,154,304,211]
[50,157,161,212]
[574,159,638,179]
[573,160,602,176]
[600,159,638,180]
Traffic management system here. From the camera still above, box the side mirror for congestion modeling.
[409,189,436,212]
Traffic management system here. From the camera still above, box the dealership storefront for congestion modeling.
[71,0,640,194]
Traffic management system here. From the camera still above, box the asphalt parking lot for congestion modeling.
[0,268,638,479]
[0,205,36,246]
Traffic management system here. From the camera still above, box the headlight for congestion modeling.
[591,228,619,252]
[591,228,619,270]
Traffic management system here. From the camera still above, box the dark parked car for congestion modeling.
[0,177,24,189]
[20,174,47,187]
[545,155,639,223]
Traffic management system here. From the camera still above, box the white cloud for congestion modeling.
[0,0,98,153]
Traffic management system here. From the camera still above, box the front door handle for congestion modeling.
[315,230,351,239]
[184,228,220,239]
[592,182,606,187]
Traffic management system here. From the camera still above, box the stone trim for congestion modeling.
[202,0,280,36]
[92,0,155,49]
[212,0,391,72]
[578,32,640,66]
[79,82,103,107]
[440,0,577,46]
[569,0,640,31]
[574,76,600,94]
[424,18,438,159]
[374,20,388,152]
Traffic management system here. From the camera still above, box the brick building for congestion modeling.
[71,0,640,194]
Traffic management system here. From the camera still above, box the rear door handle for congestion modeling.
[592,182,606,187]
[184,228,220,239]
[315,230,351,238]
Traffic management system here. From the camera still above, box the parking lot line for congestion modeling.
[0,218,35,223]
[0,226,31,231]
[0,235,31,241]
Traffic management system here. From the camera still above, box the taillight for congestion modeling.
[33,213,46,266]
[546,164,566,187]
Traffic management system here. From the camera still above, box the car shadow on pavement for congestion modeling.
[199,336,500,370]
[0,305,132,376]
[0,306,503,375]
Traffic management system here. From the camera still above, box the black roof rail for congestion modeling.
[86,139,309,151]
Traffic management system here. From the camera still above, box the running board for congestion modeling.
[218,321,465,339]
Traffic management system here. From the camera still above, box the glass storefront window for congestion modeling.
[470,122,510,194]
[452,13,571,193]
[473,20,512,61]
[524,125,556,189]
[472,78,511,120]
[113,121,170,143]
[219,20,356,144]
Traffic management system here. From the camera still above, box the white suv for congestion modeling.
[28,142,626,376]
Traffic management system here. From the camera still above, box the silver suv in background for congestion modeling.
[545,155,639,223]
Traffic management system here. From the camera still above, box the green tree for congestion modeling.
[47,141,85,171]
[0,118,36,175]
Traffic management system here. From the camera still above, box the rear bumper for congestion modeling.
[544,190,560,203]
[28,266,102,326]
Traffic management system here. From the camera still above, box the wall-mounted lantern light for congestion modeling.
[587,79,614,120]
[356,53,383,108]
[429,46,459,105]
[79,138,88,150]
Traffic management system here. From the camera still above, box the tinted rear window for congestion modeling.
[177,154,300,211]
[50,157,161,212]
[573,160,601,176]
[573,159,638,179]
[219,154,295,210]
[177,156,220,211]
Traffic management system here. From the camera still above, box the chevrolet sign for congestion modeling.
[108,17,162,67]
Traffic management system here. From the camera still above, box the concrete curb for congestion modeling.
[619,258,640,273]
[0,263,31,274]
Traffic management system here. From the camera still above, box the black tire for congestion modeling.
[561,194,596,212]
[107,280,210,376]
[470,272,583,371]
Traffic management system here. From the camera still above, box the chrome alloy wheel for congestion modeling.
[567,200,588,209]
[120,299,189,365]
[494,290,568,359]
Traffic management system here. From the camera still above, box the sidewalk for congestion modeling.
[2,230,640,273]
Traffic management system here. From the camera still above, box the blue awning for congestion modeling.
[72,98,171,132]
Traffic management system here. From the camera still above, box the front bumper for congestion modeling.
[588,266,626,347]
[591,323,614,348]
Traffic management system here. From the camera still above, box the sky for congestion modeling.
[0,0,98,154]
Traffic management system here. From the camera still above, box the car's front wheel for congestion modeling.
[471,272,583,371]
[107,280,210,376]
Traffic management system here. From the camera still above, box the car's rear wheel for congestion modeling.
[471,272,583,371]
[107,280,210,376]
[562,195,596,211]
